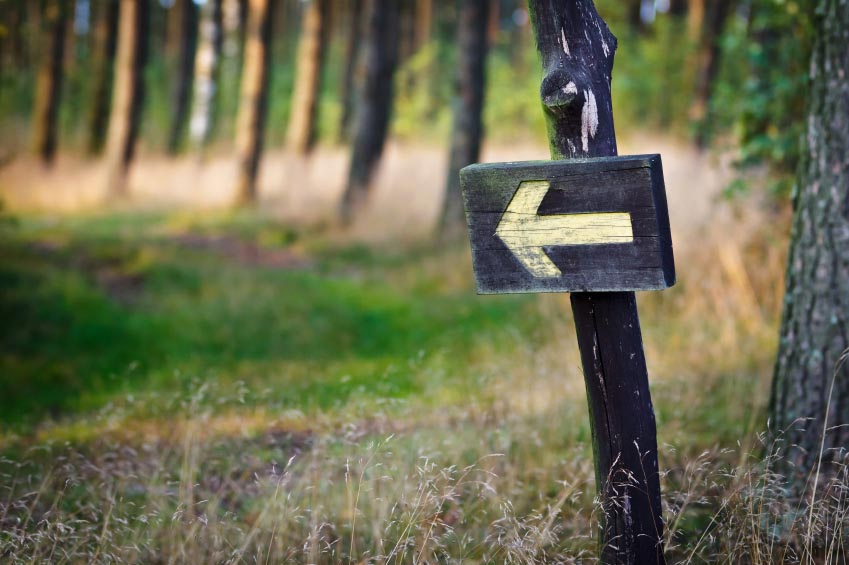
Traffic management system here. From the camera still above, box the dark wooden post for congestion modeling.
[527,2,665,562]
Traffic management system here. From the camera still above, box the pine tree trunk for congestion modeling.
[770,0,849,495]
[189,0,224,151]
[339,0,401,223]
[87,0,120,155]
[0,1,27,71]
[104,0,149,197]
[669,0,687,17]
[414,0,432,52]
[690,0,732,148]
[32,0,68,165]
[286,0,329,155]
[440,0,489,229]
[687,0,705,40]
[234,0,272,205]
[166,0,199,154]
[337,0,363,143]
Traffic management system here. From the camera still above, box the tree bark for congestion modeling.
[32,0,68,165]
[337,0,363,143]
[440,0,489,229]
[690,0,732,148]
[527,1,665,562]
[669,0,687,17]
[286,0,330,155]
[414,0,433,52]
[189,0,224,151]
[104,0,149,198]
[770,0,849,495]
[234,0,272,205]
[687,0,704,41]
[166,0,199,154]
[0,1,27,71]
[339,0,401,223]
[87,0,120,156]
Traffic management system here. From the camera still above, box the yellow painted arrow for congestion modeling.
[495,180,634,278]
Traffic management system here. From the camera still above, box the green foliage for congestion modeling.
[714,0,815,197]
[611,14,698,136]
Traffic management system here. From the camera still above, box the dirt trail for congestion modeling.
[0,134,742,252]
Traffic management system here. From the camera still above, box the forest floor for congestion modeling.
[2,138,835,562]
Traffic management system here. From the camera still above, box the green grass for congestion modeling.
[0,212,537,431]
[3,209,843,563]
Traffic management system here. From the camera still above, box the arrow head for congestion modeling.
[495,180,564,277]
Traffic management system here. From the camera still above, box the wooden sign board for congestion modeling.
[460,154,675,294]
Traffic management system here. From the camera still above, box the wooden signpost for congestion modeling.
[462,155,674,293]
[460,1,671,563]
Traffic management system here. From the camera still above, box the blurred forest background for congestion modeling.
[2,0,842,563]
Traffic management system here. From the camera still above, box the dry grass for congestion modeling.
[2,142,846,562]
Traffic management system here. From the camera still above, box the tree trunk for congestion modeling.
[527,1,665,562]
[189,0,224,151]
[104,0,149,197]
[628,0,645,34]
[0,1,28,71]
[32,0,68,165]
[166,0,199,154]
[440,0,489,229]
[338,0,401,223]
[770,0,849,495]
[337,0,363,142]
[687,0,705,40]
[414,0,433,52]
[286,0,330,155]
[87,0,120,155]
[690,0,732,148]
[234,0,272,205]
[398,0,416,66]
[487,0,500,44]
[669,0,687,17]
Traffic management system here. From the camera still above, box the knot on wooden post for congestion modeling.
[529,0,618,159]
[540,67,585,113]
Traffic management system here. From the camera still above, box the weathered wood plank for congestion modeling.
[460,155,674,293]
